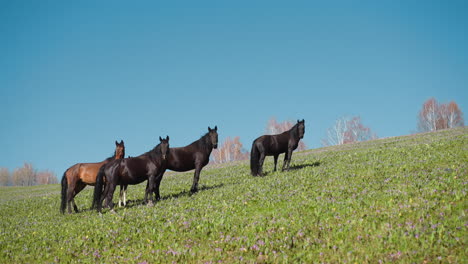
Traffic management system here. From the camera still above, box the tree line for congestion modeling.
[0,163,58,186]
[212,97,464,164]
[2,97,464,178]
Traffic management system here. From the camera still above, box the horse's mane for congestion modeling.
[103,152,117,162]
[289,122,299,134]
[193,132,213,152]
[144,143,162,160]
[288,121,305,139]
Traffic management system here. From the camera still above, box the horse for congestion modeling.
[167,126,218,193]
[60,140,125,214]
[93,136,169,213]
[250,119,305,176]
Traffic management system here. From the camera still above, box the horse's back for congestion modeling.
[255,134,288,155]
[167,147,197,172]
[116,155,156,185]
[78,162,106,185]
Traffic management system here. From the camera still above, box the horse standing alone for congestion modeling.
[167,126,218,193]
[250,119,305,176]
[60,140,125,214]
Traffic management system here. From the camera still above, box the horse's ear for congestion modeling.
[302,119,305,123]
[159,136,163,141]
[214,125,217,131]
[120,140,124,145]
[166,135,169,141]
[115,140,118,146]
[208,126,212,132]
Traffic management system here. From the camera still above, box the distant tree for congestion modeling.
[321,117,348,146]
[322,116,377,146]
[417,98,464,132]
[0,167,10,186]
[439,101,464,129]
[418,98,440,132]
[12,163,36,186]
[212,136,249,164]
[36,170,58,185]
[265,117,307,151]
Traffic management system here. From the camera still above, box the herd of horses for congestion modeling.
[60,120,305,214]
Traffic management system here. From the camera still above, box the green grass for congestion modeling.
[1,128,467,263]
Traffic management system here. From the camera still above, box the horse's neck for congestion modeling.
[102,156,115,164]
[288,126,300,142]
[194,136,213,154]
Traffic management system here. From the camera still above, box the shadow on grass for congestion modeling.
[161,183,225,201]
[287,161,321,171]
[95,183,225,212]
[252,161,320,177]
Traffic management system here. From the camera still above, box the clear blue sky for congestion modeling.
[1,0,467,178]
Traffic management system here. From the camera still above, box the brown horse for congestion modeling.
[60,140,125,214]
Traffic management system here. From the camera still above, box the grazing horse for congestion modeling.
[167,126,218,193]
[250,119,305,176]
[93,136,169,213]
[60,140,125,214]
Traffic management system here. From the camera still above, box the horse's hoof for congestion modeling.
[147,201,154,207]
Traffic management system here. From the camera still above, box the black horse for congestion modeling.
[167,126,218,193]
[250,119,305,176]
[93,136,170,212]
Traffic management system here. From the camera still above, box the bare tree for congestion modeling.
[445,101,464,128]
[266,117,307,151]
[322,116,377,146]
[12,163,36,186]
[36,170,58,185]
[212,137,249,164]
[321,117,348,146]
[418,98,464,132]
[343,116,378,144]
[0,167,10,186]
[418,98,439,132]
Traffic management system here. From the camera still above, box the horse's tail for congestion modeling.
[60,171,68,214]
[92,165,106,211]
[250,140,260,176]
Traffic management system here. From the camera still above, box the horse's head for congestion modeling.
[158,136,170,160]
[297,119,305,139]
[115,140,125,159]
[208,126,218,149]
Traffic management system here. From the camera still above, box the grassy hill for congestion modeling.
[0,128,466,263]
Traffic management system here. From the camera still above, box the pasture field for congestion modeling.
[0,128,467,263]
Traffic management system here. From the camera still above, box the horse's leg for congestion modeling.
[100,181,109,208]
[282,148,293,171]
[273,154,279,172]
[118,185,123,207]
[258,148,266,176]
[66,178,78,214]
[123,185,127,206]
[191,163,202,193]
[105,182,117,211]
[282,151,289,171]
[154,171,164,201]
[287,148,294,170]
[72,182,86,213]
[145,173,159,206]
[144,180,150,204]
